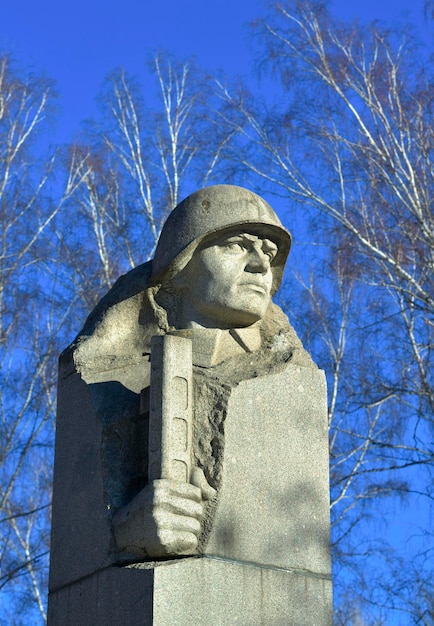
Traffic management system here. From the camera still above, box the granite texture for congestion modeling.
[204,365,330,574]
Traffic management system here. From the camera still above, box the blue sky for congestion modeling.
[0,0,431,143]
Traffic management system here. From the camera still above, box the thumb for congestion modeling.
[191,467,217,501]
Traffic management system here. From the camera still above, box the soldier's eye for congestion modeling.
[262,240,278,261]
[224,241,244,252]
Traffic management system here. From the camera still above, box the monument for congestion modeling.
[48,185,332,625]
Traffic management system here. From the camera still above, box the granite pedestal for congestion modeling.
[48,359,332,625]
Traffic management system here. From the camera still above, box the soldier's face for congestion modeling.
[178,231,278,329]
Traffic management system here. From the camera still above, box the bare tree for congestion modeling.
[0,53,60,622]
[61,53,236,301]
[0,54,99,623]
[215,1,433,621]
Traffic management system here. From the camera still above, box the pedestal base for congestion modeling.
[48,557,332,626]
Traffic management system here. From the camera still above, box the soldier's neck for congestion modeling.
[171,324,262,367]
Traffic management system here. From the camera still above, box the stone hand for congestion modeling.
[113,468,216,558]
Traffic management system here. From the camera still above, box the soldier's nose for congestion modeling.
[246,247,270,273]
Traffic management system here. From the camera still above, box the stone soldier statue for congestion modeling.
[48,184,331,625]
[69,184,314,559]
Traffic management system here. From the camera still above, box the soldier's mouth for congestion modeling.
[239,282,268,294]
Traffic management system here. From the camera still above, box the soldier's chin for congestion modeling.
[225,303,268,328]
[184,296,270,329]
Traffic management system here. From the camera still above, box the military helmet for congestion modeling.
[151,185,292,294]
